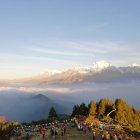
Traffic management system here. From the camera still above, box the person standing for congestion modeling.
[104,131,110,140]
[50,128,52,137]
[55,129,58,139]
[25,132,30,140]
[64,125,66,136]
[114,134,118,140]
[84,126,87,134]
[101,134,105,140]
[42,127,46,139]
[61,127,64,136]
[92,129,96,140]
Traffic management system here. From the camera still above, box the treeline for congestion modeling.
[23,98,140,131]
[24,107,70,125]
[71,98,140,131]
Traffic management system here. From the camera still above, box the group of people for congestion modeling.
[25,122,68,139]
[50,127,58,139]
[38,124,67,139]
[92,128,135,140]
[50,125,67,139]
[23,121,137,140]
[101,131,118,140]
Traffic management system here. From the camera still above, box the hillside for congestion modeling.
[0,94,71,122]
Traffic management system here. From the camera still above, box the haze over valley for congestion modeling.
[0,61,140,122]
[0,1,140,124]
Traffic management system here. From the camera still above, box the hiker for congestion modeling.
[61,127,64,136]
[64,125,66,135]
[118,134,123,140]
[83,126,87,134]
[55,129,58,139]
[101,134,105,140]
[88,126,91,132]
[41,126,46,139]
[104,131,110,140]
[92,129,96,140]
[25,132,30,140]
[114,134,118,140]
[39,127,42,134]
[51,127,55,139]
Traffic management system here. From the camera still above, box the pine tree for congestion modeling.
[71,105,80,117]
[79,103,88,116]
[114,98,140,129]
[98,98,113,118]
[89,100,97,116]
[48,107,57,121]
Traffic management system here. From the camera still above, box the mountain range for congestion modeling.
[5,60,140,87]
[0,60,140,122]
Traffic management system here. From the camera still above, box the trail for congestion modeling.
[21,127,100,140]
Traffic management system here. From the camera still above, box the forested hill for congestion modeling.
[71,98,140,131]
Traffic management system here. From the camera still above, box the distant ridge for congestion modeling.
[1,60,140,86]
[0,94,70,122]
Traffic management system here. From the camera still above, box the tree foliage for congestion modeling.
[71,105,80,117]
[48,107,58,122]
[98,98,114,117]
[89,100,97,116]
[114,98,140,130]
[71,103,88,117]
[71,98,140,130]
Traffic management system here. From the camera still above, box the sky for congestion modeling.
[0,0,140,79]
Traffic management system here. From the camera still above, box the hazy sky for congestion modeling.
[0,0,140,79]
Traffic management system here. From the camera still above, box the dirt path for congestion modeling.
[21,127,100,140]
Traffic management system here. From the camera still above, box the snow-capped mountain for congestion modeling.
[92,60,112,71]
[128,63,140,67]
[1,60,140,86]
[0,61,140,114]
[39,60,140,84]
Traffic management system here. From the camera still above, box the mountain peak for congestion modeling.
[32,94,49,100]
[128,63,140,67]
[92,60,112,70]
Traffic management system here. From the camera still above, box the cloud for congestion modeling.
[0,40,139,80]
[0,87,71,94]
[0,53,47,60]
[30,47,92,57]
[29,40,140,66]
[0,52,81,79]
[0,82,107,94]
[67,41,130,53]
[30,40,128,57]
[0,51,82,66]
